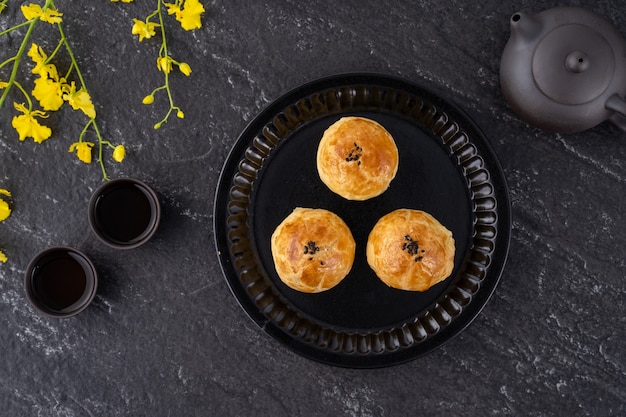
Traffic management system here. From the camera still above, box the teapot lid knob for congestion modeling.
[532,23,614,105]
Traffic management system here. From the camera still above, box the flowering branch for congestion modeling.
[0,1,125,180]
[124,0,204,129]
[0,3,41,110]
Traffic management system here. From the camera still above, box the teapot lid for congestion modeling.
[532,21,614,105]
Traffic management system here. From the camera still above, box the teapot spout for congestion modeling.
[509,12,542,42]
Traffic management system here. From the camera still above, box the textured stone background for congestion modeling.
[1,0,625,416]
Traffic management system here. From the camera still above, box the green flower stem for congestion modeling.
[64,60,74,80]
[101,140,117,149]
[152,0,182,129]
[0,0,56,109]
[12,80,33,111]
[77,118,94,142]
[0,18,38,110]
[0,21,31,37]
[46,37,65,65]
[56,23,87,90]
[146,9,159,23]
[93,122,109,181]
[149,85,168,96]
[57,22,109,181]
[0,56,17,71]
[157,0,168,58]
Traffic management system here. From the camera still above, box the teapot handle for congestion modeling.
[606,94,626,132]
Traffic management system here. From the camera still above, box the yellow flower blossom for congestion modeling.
[157,56,173,74]
[69,142,95,164]
[11,102,52,143]
[33,76,66,111]
[164,2,178,15]
[142,94,155,105]
[28,44,61,83]
[0,201,10,221]
[28,43,49,76]
[21,3,63,24]
[176,110,184,119]
[179,62,192,76]
[111,0,134,3]
[0,189,11,222]
[132,18,160,42]
[112,145,126,162]
[28,44,68,111]
[0,188,11,264]
[63,82,96,119]
[0,81,8,89]
[165,0,205,31]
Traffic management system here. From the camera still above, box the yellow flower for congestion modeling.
[179,62,192,76]
[33,76,66,111]
[111,0,134,3]
[157,56,173,74]
[28,43,48,75]
[0,200,10,220]
[142,94,155,105]
[69,142,95,164]
[177,110,185,119]
[132,18,159,42]
[112,145,126,162]
[11,102,52,143]
[164,2,179,16]
[21,3,63,24]
[28,44,61,83]
[63,82,96,119]
[28,44,67,111]
[1,188,12,263]
[0,189,11,222]
[167,0,205,31]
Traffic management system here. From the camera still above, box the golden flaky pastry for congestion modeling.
[366,209,455,292]
[271,207,356,293]
[316,117,399,200]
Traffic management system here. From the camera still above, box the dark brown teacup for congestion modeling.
[24,247,98,318]
[88,178,160,249]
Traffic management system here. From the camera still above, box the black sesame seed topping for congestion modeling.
[402,235,424,262]
[345,142,363,164]
[304,241,320,255]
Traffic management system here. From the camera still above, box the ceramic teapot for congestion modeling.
[500,7,626,133]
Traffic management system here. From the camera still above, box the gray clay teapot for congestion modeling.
[500,7,626,133]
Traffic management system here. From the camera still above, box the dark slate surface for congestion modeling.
[1,0,625,416]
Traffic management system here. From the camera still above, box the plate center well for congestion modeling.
[250,111,472,331]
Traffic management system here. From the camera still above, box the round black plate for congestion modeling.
[214,73,511,368]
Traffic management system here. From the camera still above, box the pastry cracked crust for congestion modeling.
[271,207,356,293]
[366,209,455,291]
[316,117,399,200]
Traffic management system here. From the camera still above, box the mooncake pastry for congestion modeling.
[366,209,455,291]
[271,207,356,293]
[316,117,399,200]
